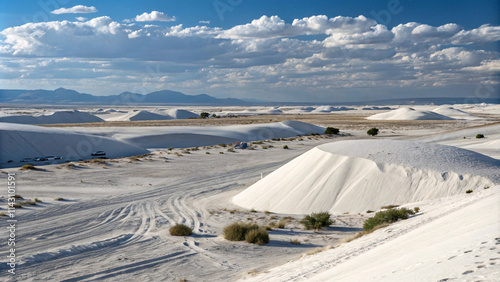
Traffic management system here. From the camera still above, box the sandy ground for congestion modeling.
[0,109,499,281]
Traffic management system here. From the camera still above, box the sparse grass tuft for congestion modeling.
[476,134,485,139]
[250,208,257,213]
[283,145,289,149]
[466,189,473,194]
[227,147,235,152]
[55,197,64,201]
[245,228,270,245]
[252,141,264,144]
[345,223,390,243]
[20,164,36,170]
[169,224,193,236]
[219,152,224,154]
[223,222,259,241]
[261,145,268,149]
[277,220,287,229]
[0,212,7,216]
[413,207,420,213]
[290,239,301,245]
[300,212,333,230]
[306,245,332,256]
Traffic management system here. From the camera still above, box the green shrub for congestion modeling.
[169,224,193,236]
[283,145,289,149]
[219,143,227,147]
[476,134,484,139]
[300,212,333,230]
[245,228,270,245]
[362,208,414,231]
[324,127,340,135]
[55,197,64,201]
[200,112,210,119]
[466,189,473,194]
[223,222,259,241]
[367,128,379,136]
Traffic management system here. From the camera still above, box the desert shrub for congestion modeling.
[363,208,414,231]
[169,224,193,236]
[168,147,173,151]
[245,228,270,245]
[20,164,36,170]
[200,112,210,119]
[55,197,64,201]
[283,145,289,149]
[268,221,276,227]
[476,134,484,139]
[227,148,235,152]
[264,225,272,231]
[223,222,259,241]
[264,211,271,215]
[367,127,379,136]
[413,207,420,213]
[290,239,301,245]
[205,152,210,154]
[219,152,224,154]
[300,212,333,230]
[219,143,227,147]
[466,189,473,194]
[252,141,264,144]
[324,127,340,135]
[90,158,106,163]
[277,220,286,229]
[250,208,257,213]
[261,145,268,149]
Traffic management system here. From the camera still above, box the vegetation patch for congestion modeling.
[466,189,473,194]
[169,224,193,236]
[300,212,333,230]
[367,127,379,136]
[476,134,485,139]
[324,127,340,135]
[20,164,36,170]
[245,228,270,245]
[362,208,414,231]
[223,222,259,241]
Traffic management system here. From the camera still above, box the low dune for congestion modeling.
[233,140,499,214]
[366,107,454,120]
[0,110,103,124]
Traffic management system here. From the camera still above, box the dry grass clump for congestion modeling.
[290,239,301,245]
[245,228,270,245]
[55,197,64,201]
[223,222,270,245]
[300,212,333,230]
[363,208,414,231]
[169,224,193,236]
[20,164,36,170]
[89,158,107,164]
[345,223,390,243]
[306,245,332,256]
[466,189,473,194]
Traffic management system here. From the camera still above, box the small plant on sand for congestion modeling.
[245,228,270,245]
[250,208,257,213]
[227,147,235,152]
[219,143,227,147]
[222,222,269,244]
[20,200,36,206]
[367,127,379,136]
[300,212,333,230]
[20,164,36,170]
[290,239,301,245]
[219,151,224,154]
[55,197,64,201]
[252,141,264,145]
[476,134,485,139]
[413,207,420,213]
[205,152,210,154]
[169,224,193,236]
[261,145,268,149]
[324,127,340,135]
[277,220,287,229]
[200,112,210,119]
[362,208,414,231]
[283,145,289,149]
[466,189,473,194]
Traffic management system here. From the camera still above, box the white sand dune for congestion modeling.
[106,110,173,121]
[366,107,454,120]
[432,106,483,120]
[242,187,500,281]
[313,106,354,112]
[0,122,149,167]
[233,140,499,214]
[164,109,199,119]
[0,110,103,124]
[105,120,324,149]
[362,106,392,110]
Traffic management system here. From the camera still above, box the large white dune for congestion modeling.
[106,110,173,121]
[366,107,454,120]
[0,110,103,124]
[432,106,482,120]
[164,109,199,119]
[0,123,149,167]
[233,140,499,214]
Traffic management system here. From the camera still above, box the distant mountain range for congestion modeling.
[0,88,498,105]
[0,88,249,105]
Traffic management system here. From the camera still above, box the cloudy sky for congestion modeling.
[0,0,499,102]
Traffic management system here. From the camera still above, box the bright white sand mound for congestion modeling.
[233,140,499,214]
[164,109,198,119]
[106,120,324,149]
[106,110,173,121]
[0,123,148,168]
[0,110,103,124]
[313,106,354,112]
[366,107,454,120]
[432,106,482,120]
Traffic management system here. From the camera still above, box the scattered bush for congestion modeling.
[466,189,473,194]
[219,152,224,154]
[283,145,289,149]
[300,212,333,230]
[20,164,36,170]
[55,197,64,201]
[277,220,286,229]
[250,208,257,213]
[476,134,485,139]
[290,239,301,245]
[413,207,420,213]
[252,141,264,144]
[200,112,210,119]
[227,148,235,152]
[219,143,227,147]
[362,208,414,231]
[324,127,340,135]
[223,222,259,241]
[245,228,270,245]
[169,224,193,236]
[205,152,210,154]
[261,145,268,149]
[367,127,379,136]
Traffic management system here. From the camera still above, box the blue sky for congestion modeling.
[0,0,499,102]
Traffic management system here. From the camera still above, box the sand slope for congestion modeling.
[164,109,199,119]
[0,110,103,124]
[233,140,499,214]
[106,110,173,121]
[432,106,482,120]
[0,122,148,167]
[366,107,454,120]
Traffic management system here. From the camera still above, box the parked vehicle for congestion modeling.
[91,151,106,157]
[20,158,33,162]
[45,156,56,161]
[33,157,47,161]
[54,156,63,160]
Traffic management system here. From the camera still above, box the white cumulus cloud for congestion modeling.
[51,5,98,14]
[135,11,176,22]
